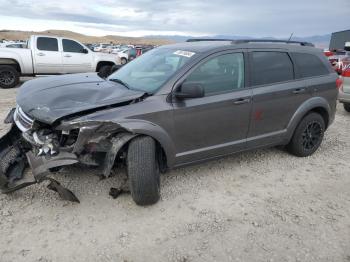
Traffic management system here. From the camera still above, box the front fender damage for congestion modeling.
[0,118,137,203]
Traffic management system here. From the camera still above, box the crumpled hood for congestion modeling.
[17,73,145,124]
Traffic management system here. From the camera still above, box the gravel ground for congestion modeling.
[0,79,350,262]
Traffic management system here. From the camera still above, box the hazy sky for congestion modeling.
[0,0,349,37]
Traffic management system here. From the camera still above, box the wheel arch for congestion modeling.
[115,120,176,169]
[96,61,115,72]
[286,97,332,142]
[0,58,21,73]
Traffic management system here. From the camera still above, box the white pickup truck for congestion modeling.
[0,35,121,88]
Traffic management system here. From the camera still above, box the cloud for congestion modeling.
[0,0,349,37]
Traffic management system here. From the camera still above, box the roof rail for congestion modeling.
[186,38,314,47]
[186,38,234,42]
[232,39,315,47]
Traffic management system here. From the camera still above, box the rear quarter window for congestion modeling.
[251,52,294,86]
[291,53,329,78]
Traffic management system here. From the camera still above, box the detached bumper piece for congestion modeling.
[0,125,80,203]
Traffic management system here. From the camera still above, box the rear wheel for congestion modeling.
[98,65,112,78]
[343,103,350,113]
[127,136,160,206]
[0,65,19,89]
[287,112,325,157]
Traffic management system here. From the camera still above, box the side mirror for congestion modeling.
[175,82,205,99]
[82,48,89,54]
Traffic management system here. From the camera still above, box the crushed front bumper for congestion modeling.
[0,108,137,203]
[0,110,80,202]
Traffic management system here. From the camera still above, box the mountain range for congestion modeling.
[0,29,331,48]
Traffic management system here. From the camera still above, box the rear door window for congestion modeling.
[37,37,59,51]
[291,53,329,78]
[251,52,294,86]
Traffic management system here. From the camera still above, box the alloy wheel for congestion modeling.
[301,121,322,151]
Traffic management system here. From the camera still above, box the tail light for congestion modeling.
[336,78,343,90]
[342,67,350,78]
[324,51,334,57]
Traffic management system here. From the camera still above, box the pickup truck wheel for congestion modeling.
[98,65,112,78]
[127,136,160,206]
[343,103,350,113]
[287,112,325,157]
[121,58,127,65]
[0,66,19,89]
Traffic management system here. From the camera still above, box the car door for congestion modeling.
[247,50,312,147]
[33,36,62,74]
[172,51,252,165]
[61,38,93,73]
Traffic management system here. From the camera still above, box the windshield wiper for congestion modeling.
[109,78,130,89]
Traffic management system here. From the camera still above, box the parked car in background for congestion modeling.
[94,43,110,52]
[115,47,153,65]
[0,43,27,48]
[324,49,334,57]
[328,50,349,74]
[338,65,350,112]
[84,43,95,51]
[116,48,138,64]
[0,39,338,205]
[0,35,121,88]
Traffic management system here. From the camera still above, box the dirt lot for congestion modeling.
[0,80,350,262]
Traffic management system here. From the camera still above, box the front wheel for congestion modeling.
[343,103,350,113]
[0,65,19,89]
[287,112,325,157]
[127,136,160,206]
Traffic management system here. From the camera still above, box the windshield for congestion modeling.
[108,48,196,93]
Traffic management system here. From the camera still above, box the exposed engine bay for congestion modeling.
[0,106,139,203]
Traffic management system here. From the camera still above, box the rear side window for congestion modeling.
[37,37,58,51]
[251,52,294,86]
[291,53,329,78]
[62,39,85,53]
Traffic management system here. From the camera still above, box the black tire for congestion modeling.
[287,112,325,157]
[121,58,127,65]
[343,103,350,113]
[98,65,112,78]
[127,136,160,206]
[0,65,19,89]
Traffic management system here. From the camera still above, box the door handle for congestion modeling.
[64,54,72,58]
[37,53,45,56]
[233,98,250,105]
[292,88,306,94]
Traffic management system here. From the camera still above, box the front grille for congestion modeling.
[14,106,34,132]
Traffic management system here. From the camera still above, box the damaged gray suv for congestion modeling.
[0,39,338,205]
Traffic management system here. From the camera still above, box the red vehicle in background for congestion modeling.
[327,42,350,74]
[328,50,349,74]
[324,49,334,57]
